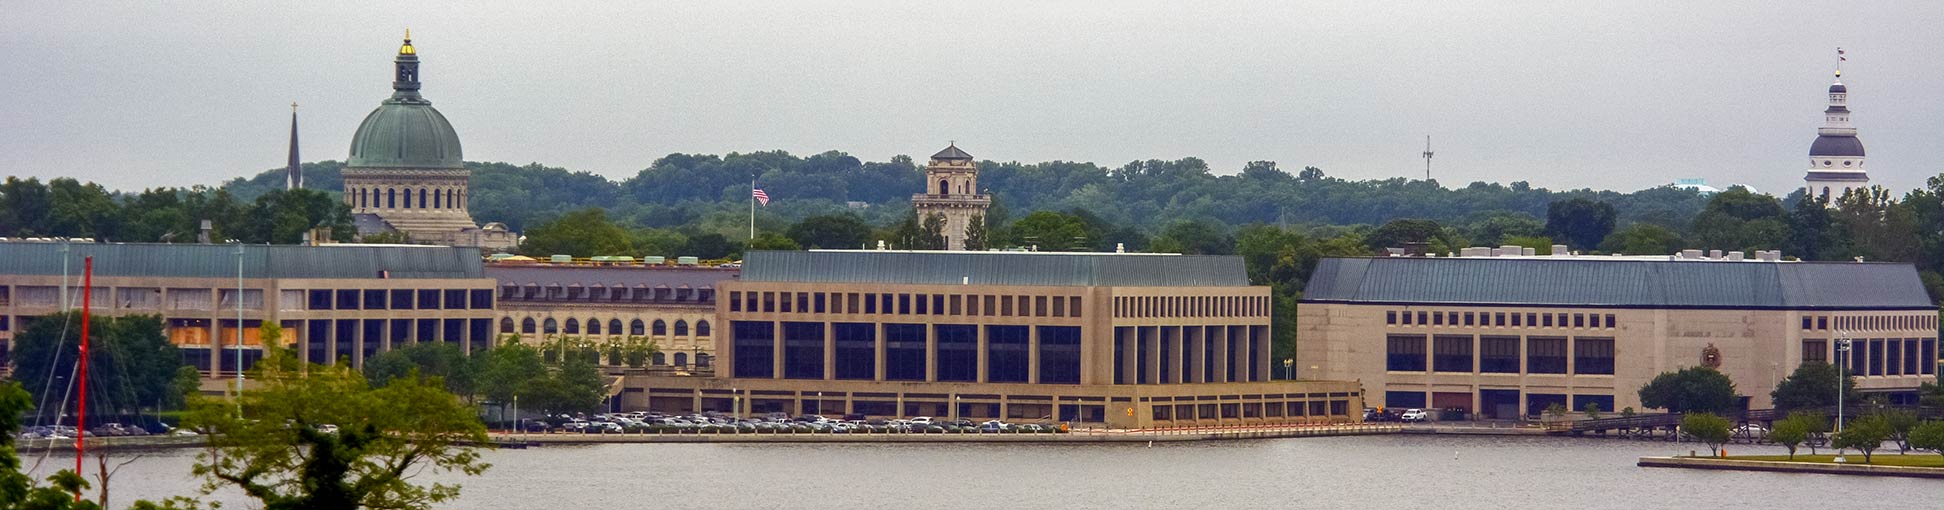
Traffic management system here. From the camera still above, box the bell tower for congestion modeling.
[911,143,991,250]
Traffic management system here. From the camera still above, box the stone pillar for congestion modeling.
[1118,327,1137,385]
[924,323,937,382]
[1142,326,1160,385]
[1027,325,1040,384]
[976,324,989,383]
[209,319,224,375]
[876,322,888,382]
[1187,326,1205,384]
[1212,325,1229,383]
[1253,324,1271,382]
[1230,326,1248,383]
[351,319,366,369]
[823,322,835,381]
[1166,326,1184,384]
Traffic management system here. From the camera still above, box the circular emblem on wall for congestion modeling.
[1700,343,1722,369]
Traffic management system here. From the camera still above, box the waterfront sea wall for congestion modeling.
[1638,456,1944,479]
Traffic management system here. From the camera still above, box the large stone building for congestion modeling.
[340,34,516,250]
[1297,252,1939,419]
[1804,69,1871,201]
[618,250,1362,428]
[910,144,990,250]
[489,263,734,370]
[0,241,498,375]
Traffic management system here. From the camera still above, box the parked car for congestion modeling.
[522,420,552,433]
[910,417,934,426]
[1400,409,1430,422]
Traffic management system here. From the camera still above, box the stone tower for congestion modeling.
[911,143,991,250]
[1803,69,1870,202]
[340,32,516,250]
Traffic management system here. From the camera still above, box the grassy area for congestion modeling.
[1726,454,1944,468]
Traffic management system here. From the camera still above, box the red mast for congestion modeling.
[75,256,91,499]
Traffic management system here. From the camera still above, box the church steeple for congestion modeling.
[287,102,302,190]
[391,30,424,103]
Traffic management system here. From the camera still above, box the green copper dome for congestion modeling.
[346,35,464,169]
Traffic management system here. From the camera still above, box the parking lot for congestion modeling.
[514,411,1068,435]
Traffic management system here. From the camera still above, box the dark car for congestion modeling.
[522,420,552,433]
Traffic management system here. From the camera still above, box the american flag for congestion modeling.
[752,187,770,206]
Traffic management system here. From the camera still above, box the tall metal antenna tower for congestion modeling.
[1421,135,1434,180]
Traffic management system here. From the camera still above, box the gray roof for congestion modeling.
[742,250,1251,287]
[1809,135,1865,157]
[1301,257,1932,310]
[485,265,738,289]
[930,144,973,161]
[0,242,483,280]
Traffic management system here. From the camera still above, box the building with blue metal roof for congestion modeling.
[1296,254,1939,418]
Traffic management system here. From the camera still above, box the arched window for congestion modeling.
[402,188,413,208]
[674,352,688,366]
[433,188,442,209]
[586,318,602,335]
[652,320,667,336]
[697,320,711,336]
[564,318,579,334]
[543,318,558,334]
[674,320,689,336]
[357,188,367,208]
[418,189,427,209]
[939,179,949,195]
[520,318,536,334]
[499,317,514,333]
[696,354,711,367]
[387,189,397,208]
[610,319,624,336]
[630,319,645,336]
[651,352,666,365]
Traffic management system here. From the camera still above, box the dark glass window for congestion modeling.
[1432,313,1444,326]
[833,322,875,380]
[308,290,332,310]
[1572,395,1615,415]
[1386,335,1426,372]
[1385,391,1426,408]
[814,293,827,313]
[1387,311,1398,325]
[1604,314,1615,328]
[986,325,1030,383]
[335,290,359,310]
[1574,337,1615,375]
[730,292,742,312]
[471,289,492,309]
[1528,337,1567,374]
[1495,313,1506,326]
[520,318,536,334]
[1480,336,1519,373]
[391,289,413,310]
[886,323,930,381]
[864,294,878,314]
[1802,340,1827,366]
[652,320,667,336]
[1433,335,1472,373]
[418,289,440,310]
[1037,326,1082,384]
[1463,313,1474,326]
[1416,311,1427,325]
[444,290,465,311]
[1511,313,1522,327]
[937,325,979,379]
[1542,314,1553,327]
[782,321,824,379]
[363,290,386,310]
[731,321,775,378]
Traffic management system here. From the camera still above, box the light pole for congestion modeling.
[1283,358,1294,380]
[234,243,245,413]
[1834,331,1852,464]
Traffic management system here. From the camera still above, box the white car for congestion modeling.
[910,417,934,426]
[1400,409,1430,422]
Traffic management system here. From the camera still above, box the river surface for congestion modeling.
[52,435,1936,509]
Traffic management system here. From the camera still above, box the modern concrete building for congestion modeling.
[1297,252,1939,419]
[0,241,499,375]
[910,144,990,251]
[340,33,517,250]
[1804,68,1871,201]
[488,263,735,369]
[620,250,1362,428]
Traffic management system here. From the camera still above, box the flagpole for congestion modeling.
[749,178,756,240]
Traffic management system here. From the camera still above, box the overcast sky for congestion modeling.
[5,2,1942,196]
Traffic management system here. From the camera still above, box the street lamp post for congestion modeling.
[1835,331,1851,464]
[1283,358,1294,380]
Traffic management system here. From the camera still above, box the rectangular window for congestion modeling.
[864,293,877,314]
[389,289,413,310]
[444,289,465,311]
[796,292,810,313]
[932,294,945,315]
[335,289,360,310]
[847,293,860,313]
[1924,339,1936,375]
[730,321,775,378]
[730,291,743,312]
[1000,296,1014,316]
[881,294,893,315]
[1433,335,1473,373]
[1432,312,1444,326]
[1386,335,1427,372]
[915,294,929,315]
[1869,339,1884,376]
[950,295,963,315]
[1447,312,1458,325]
[1463,312,1475,326]
[1802,339,1827,365]
[1527,337,1567,374]
[1511,313,1522,327]
[813,293,827,313]
[931,324,973,382]
[1480,336,1520,373]
[470,289,492,309]
[1542,314,1553,327]
[897,294,910,315]
[1388,311,1398,325]
[1402,311,1414,325]
[1573,337,1615,375]
[1802,317,1813,330]
[1818,316,1828,330]
[1071,296,1082,317]
[1495,313,1506,327]
[417,289,441,310]
[1573,314,1585,328]
[1416,311,1428,325]
[363,289,387,310]
[779,292,793,313]
[1604,314,1616,328]
[1385,391,1427,408]
[781,321,824,380]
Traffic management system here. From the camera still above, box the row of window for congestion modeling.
[1801,338,1938,377]
[502,316,713,337]
[291,289,493,311]
[350,186,464,211]
[1800,314,1936,332]
[731,321,1085,384]
[1386,334,1616,375]
[499,284,714,304]
[1387,310,1617,330]
[729,291,1085,319]
[1151,400,1352,421]
[1113,295,1269,319]
[1383,391,1612,420]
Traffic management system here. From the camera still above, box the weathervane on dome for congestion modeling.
[1835,47,1845,78]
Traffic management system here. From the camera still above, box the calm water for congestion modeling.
[63,435,1937,509]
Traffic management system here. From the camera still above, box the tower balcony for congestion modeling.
[911,193,992,207]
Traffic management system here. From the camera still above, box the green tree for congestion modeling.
[363,342,477,402]
[10,312,186,423]
[184,344,490,510]
[1689,187,1789,252]
[1786,410,1831,455]
[1463,211,1545,247]
[1366,219,1455,254]
[963,214,989,251]
[476,341,547,408]
[1832,413,1892,464]
[1637,367,1738,415]
[1877,408,1919,454]
[786,213,874,249]
[1544,198,1617,251]
[1008,211,1089,250]
[236,188,355,244]
[528,358,606,416]
[520,208,635,257]
[1771,414,1810,460]
[1150,219,1234,255]
[0,176,54,236]
[1599,223,1684,255]
[1769,362,1856,414]
[1909,420,1944,458]
[1583,402,1602,420]
[748,232,801,251]
[1681,412,1732,457]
